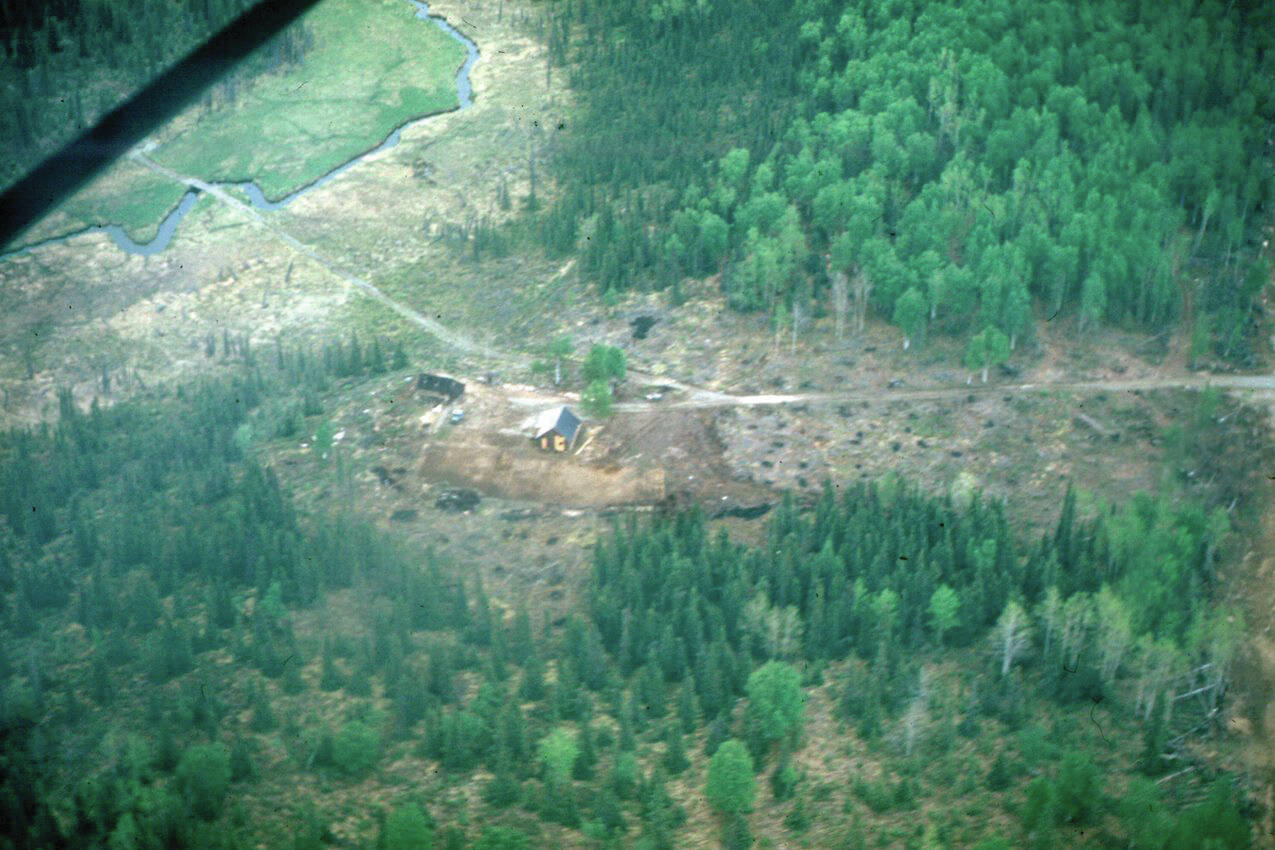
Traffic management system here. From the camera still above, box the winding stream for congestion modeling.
[2,0,478,260]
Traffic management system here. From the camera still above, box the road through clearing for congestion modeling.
[131,151,1275,413]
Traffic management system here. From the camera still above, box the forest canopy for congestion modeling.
[540,0,1274,363]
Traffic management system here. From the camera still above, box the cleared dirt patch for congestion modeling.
[422,431,664,505]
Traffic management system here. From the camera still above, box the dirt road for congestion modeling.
[132,152,1275,413]
[621,373,1275,409]
[131,152,515,364]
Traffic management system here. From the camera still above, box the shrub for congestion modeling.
[580,380,613,417]
[176,743,232,821]
[472,827,530,850]
[851,778,893,814]
[229,738,257,783]
[332,720,380,777]
[538,726,579,783]
[986,751,1011,792]
[706,740,756,814]
[784,797,811,832]
[382,803,433,850]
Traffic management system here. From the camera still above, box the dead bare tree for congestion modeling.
[903,697,927,756]
[831,270,849,341]
[791,301,802,354]
[902,668,931,756]
[851,269,873,334]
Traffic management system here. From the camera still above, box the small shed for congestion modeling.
[528,405,582,452]
[417,372,465,402]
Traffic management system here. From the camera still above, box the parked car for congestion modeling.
[449,409,465,425]
[887,378,905,389]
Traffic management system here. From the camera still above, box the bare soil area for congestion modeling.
[422,431,665,505]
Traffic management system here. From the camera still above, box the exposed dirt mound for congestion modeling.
[585,407,770,509]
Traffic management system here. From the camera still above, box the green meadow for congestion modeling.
[154,0,465,200]
[14,0,464,248]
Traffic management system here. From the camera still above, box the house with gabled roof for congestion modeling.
[526,405,582,452]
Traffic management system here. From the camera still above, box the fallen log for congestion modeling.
[1073,412,1119,441]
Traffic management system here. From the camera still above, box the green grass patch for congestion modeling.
[14,158,189,248]
[154,0,465,200]
[66,166,187,244]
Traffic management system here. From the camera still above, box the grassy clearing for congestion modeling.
[153,0,465,199]
[12,157,189,248]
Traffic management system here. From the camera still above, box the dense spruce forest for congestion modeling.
[0,0,314,191]
[0,332,1256,848]
[539,0,1274,364]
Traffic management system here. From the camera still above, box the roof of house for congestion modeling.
[527,405,582,442]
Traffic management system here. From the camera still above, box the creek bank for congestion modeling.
[2,0,479,260]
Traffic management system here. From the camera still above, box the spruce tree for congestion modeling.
[281,656,306,695]
[319,641,343,692]
[249,682,278,733]
[154,723,181,774]
[593,788,627,837]
[391,341,408,370]
[986,751,1011,792]
[519,649,546,701]
[677,684,699,733]
[89,654,113,706]
[618,703,637,753]
[572,721,597,780]
[662,724,690,776]
[483,745,522,808]
[770,744,798,800]
[346,650,373,697]
[511,606,533,665]
[1138,696,1169,777]
[499,702,529,768]
[704,713,728,757]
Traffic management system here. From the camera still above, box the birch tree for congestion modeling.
[995,599,1032,676]
[1131,636,1183,721]
[928,584,961,647]
[546,336,573,386]
[963,325,1010,383]
[1094,586,1133,687]
[1186,606,1244,714]
[892,286,927,350]
[1036,586,1064,663]
[746,661,806,746]
[1058,592,1094,674]
[744,595,802,660]
[765,606,803,661]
